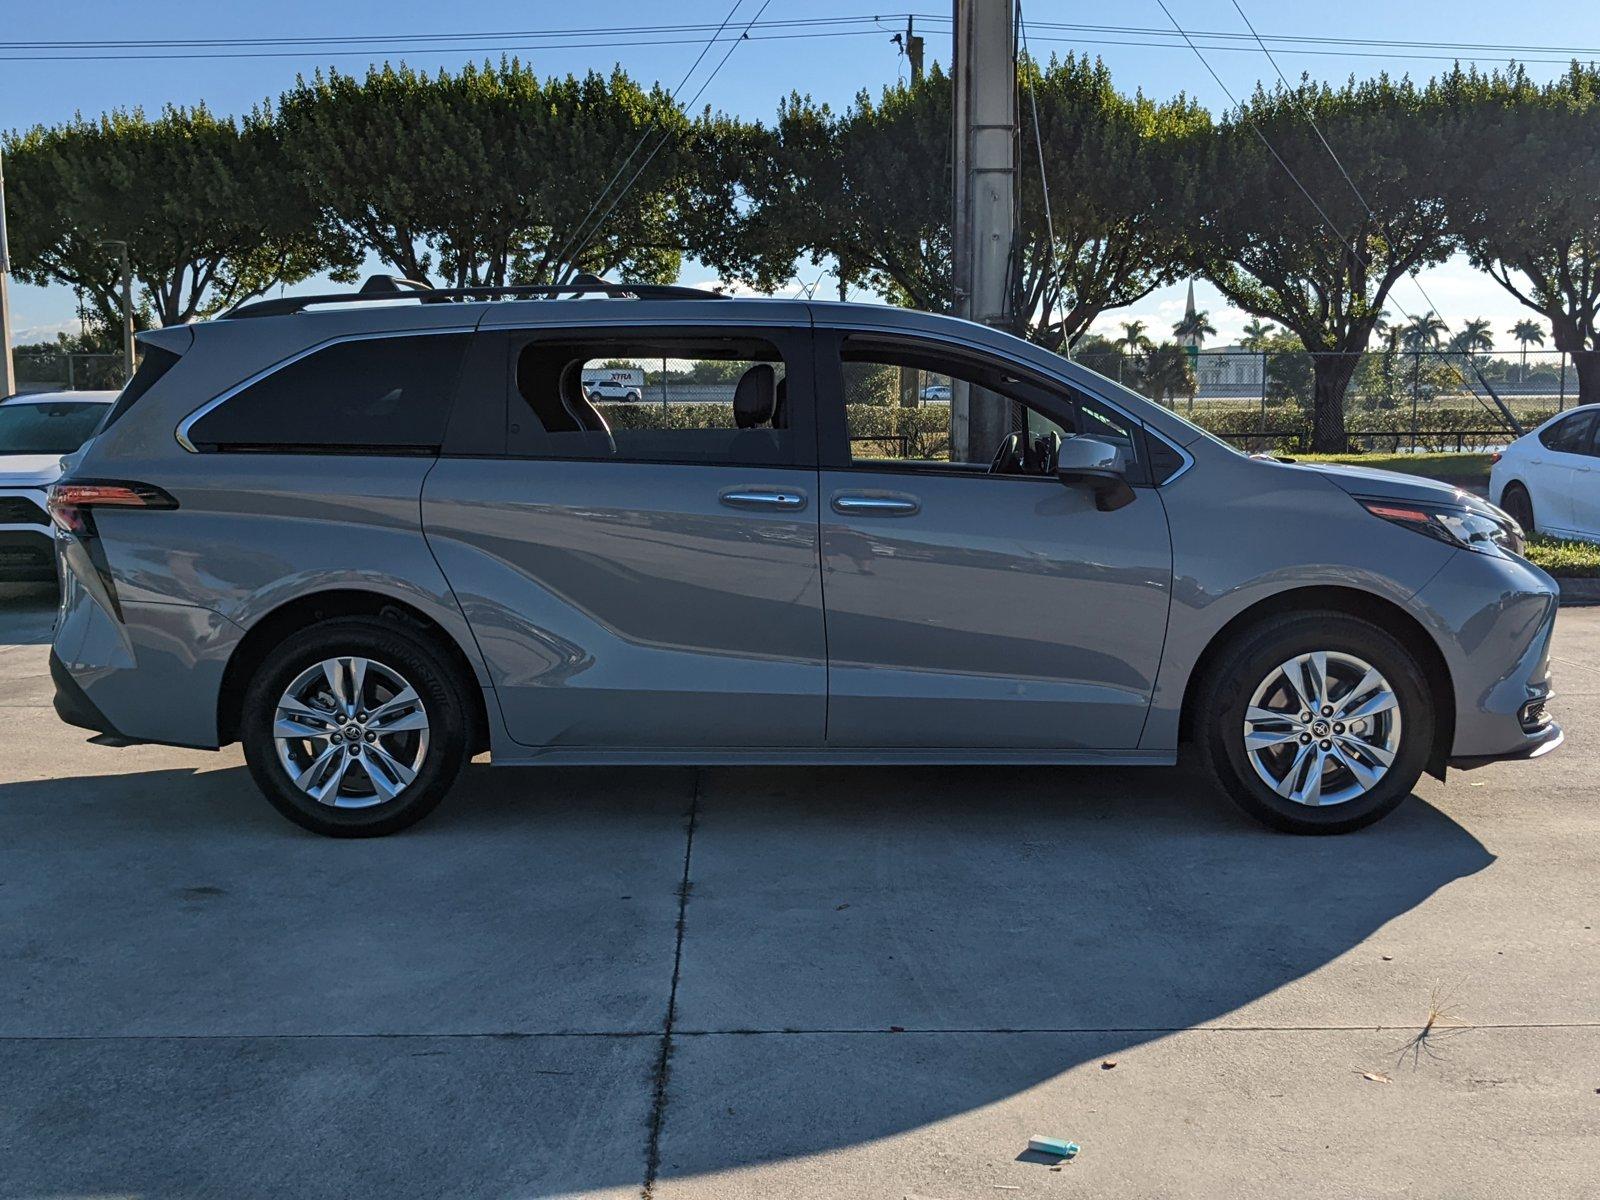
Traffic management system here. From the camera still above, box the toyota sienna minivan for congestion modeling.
[46,277,1562,837]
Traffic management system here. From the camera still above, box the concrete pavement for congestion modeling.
[0,582,1595,1198]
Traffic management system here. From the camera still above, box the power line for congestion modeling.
[1222,0,1523,432]
[1018,6,1070,352]
[567,0,778,271]
[0,27,898,64]
[549,0,748,282]
[7,14,1600,64]
[0,15,916,49]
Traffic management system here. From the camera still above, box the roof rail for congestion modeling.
[223,274,728,320]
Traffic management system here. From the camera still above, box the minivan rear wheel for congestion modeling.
[241,616,471,837]
[1195,612,1433,834]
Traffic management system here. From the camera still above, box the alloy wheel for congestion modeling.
[273,656,430,808]
[1242,651,1402,807]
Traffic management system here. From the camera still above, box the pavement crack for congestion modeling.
[641,768,700,1200]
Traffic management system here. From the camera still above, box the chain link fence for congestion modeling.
[1076,347,1580,452]
[11,350,128,394]
[10,344,1581,453]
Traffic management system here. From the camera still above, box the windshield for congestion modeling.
[0,402,110,455]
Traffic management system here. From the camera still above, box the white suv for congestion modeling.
[0,390,116,582]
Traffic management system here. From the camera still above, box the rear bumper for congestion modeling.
[50,647,120,736]
[52,539,241,749]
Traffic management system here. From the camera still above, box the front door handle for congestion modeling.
[832,494,920,516]
[720,488,807,511]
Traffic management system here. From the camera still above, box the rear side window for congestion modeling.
[507,332,797,466]
[99,345,182,432]
[186,334,468,453]
[1539,410,1596,454]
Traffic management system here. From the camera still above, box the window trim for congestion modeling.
[486,324,818,470]
[174,326,476,454]
[814,329,1166,487]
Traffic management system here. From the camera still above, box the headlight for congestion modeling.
[1359,498,1525,558]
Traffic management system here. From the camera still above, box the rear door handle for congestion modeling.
[720,488,807,511]
[832,494,920,516]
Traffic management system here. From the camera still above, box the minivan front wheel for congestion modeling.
[241,616,471,837]
[1195,612,1433,834]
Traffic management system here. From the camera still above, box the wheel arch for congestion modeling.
[1178,585,1456,780]
[217,588,490,752]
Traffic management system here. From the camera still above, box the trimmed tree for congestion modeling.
[1194,77,1456,451]
[4,104,325,326]
[1437,64,1600,405]
[277,61,692,288]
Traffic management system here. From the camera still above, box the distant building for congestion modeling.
[1194,345,1266,398]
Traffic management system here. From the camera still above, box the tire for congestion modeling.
[1194,611,1434,835]
[241,616,472,837]
[1501,481,1535,534]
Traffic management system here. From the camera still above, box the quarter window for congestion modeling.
[185,334,468,453]
[1539,410,1597,454]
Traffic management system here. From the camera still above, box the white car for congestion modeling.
[0,390,117,582]
[920,383,952,403]
[1490,404,1600,544]
[585,378,643,403]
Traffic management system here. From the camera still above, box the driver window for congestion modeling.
[838,339,1137,479]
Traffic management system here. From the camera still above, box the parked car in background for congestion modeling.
[0,390,117,583]
[46,278,1560,838]
[1491,405,1600,544]
[584,377,643,403]
[920,382,952,403]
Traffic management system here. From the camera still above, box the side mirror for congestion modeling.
[1056,435,1136,512]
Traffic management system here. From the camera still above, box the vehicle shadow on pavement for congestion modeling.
[0,755,1493,1196]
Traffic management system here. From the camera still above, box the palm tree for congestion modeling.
[1172,309,1216,348]
[1510,319,1545,370]
[1116,320,1154,355]
[1141,343,1196,408]
[1450,318,1494,356]
[1401,311,1447,352]
[1240,318,1276,351]
[1371,309,1400,351]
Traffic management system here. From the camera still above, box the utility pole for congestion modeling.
[906,17,925,84]
[100,240,135,384]
[0,145,15,397]
[950,0,1019,461]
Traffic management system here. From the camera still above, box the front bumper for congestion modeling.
[0,529,56,582]
[1449,720,1564,770]
[1413,548,1562,764]
[0,486,55,582]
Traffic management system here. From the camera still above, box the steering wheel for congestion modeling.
[988,431,1023,475]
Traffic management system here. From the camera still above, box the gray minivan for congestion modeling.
[47,278,1561,836]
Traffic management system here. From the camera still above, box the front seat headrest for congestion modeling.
[734,364,777,429]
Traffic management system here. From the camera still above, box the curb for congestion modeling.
[1558,578,1600,607]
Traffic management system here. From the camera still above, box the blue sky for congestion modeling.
[6,0,1600,352]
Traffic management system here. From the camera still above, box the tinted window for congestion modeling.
[508,333,795,466]
[0,402,111,455]
[1539,410,1596,454]
[187,334,468,453]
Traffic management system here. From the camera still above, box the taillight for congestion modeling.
[1490,451,1503,464]
[48,481,178,534]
